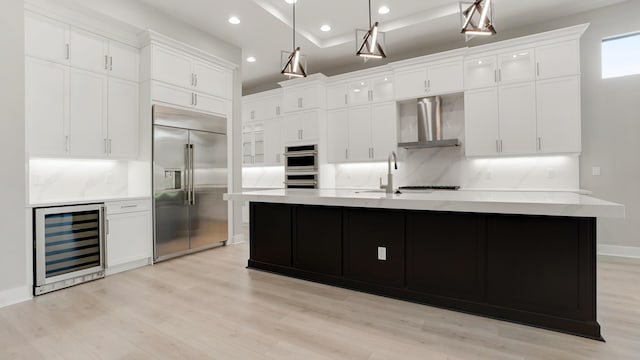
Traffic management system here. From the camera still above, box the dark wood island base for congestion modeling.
[249,202,602,341]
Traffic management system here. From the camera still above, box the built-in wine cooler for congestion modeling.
[34,204,105,295]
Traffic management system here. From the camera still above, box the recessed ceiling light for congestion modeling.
[228,16,240,25]
[285,0,297,3]
[246,56,256,63]
[378,6,390,15]
[320,25,331,32]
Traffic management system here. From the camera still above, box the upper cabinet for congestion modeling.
[282,84,324,113]
[108,41,139,82]
[151,44,233,100]
[394,58,464,100]
[535,41,580,80]
[242,90,282,123]
[465,48,535,90]
[69,27,109,74]
[327,75,394,109]
[25,13,69,65]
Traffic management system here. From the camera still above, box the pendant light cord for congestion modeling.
[293,2,296,50]
[368,0,372,28]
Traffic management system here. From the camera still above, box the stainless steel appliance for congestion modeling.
[153,105,228,262]
[398,96,461,149]
[284,144,318,189]
[34,203,105,295]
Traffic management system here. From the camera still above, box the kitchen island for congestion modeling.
[224,189,624,340]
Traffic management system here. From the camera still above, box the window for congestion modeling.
[602,32,640,79]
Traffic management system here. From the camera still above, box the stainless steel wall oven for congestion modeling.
[284,144,318,189]
[33,204,105,295]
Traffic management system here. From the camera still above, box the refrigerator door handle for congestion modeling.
[190,144,196,205]
[185,144,191,205]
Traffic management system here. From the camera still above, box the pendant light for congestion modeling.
[281,1,307,78]
[356,0,386,59]
[460,0,496,37]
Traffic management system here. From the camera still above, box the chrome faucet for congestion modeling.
[380,151,397,194]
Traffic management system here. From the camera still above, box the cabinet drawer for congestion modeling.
[106,199,151,215]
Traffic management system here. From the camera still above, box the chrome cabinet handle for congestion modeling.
[194,74,198,87]
[108,139,112,154]
[104,55,108,70]
[345,149,348,159]
[120,204,137,209]
[494,69,497,83]
[498,69,502,82]
[496,139,500,153]
[106,219,109,235]
[276,105,280,115]
[500,140,503,153]
[191,73,194,86]
[536,63,540,77]
[195,93,198,106]
[109,56,113,71]
[66,44,70,60]
[191,93,194,105]
[427,79,431,89]
[424,80,427,89]
[537,137,542,152]
[104,139,107,154]
[344,94,348,105]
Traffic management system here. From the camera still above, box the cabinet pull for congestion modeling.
[300,129,303,139]
[537,137,542,152]
[344,94,348,105]
[424,80,427,89]
[427,79,431,89]
[496,139,500,153]
[108,139,112,154]
[191,73,194,86]
[251,110,255,120]
[276,105,280,115]
[494,69,497,83]
[65,136,69,152]
[104,139,107,153]
[191,93,194,105]
[500,140,503,153]
[345,149,349,159]
[195,74,198,87]
[498,69,502,82]
[536,63,540,77]
[106,219,109,235]
[104,55,108,70]
[66,44,70,60]
[371,147,374,158]
[109,56,113,71]
[194,93,198,106]
[120,204,138,209]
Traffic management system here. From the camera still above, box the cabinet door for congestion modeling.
[263,96,283,119]
[536,76,581,153]
[282,114,301,143]
[370,102,397,160]
[69,68,108,156]
[250,203,292,267]
[344,208,405,288]
[407,211,485,301]
[348,106,372,161]
[107,211,152,267]
[242,124,254,165]
[193,60,231,99]
[327,110,349,163]
[108,41,139,82]
[464,87,500,156]
[252,123,265,165]
[498,82,537,155]
[25,57,69,156]
[108,78,139,158]
[152,82,193,109]
[243,101,260,122]
[497,49,535,84]
[25,12,69,64]
[263,118,284,164]
[427,60,464,95]
[349,80,371,106]
[300,111,319,141]
[69,27,108,74]
[299,86,321,110]
[326,84,348,109]
[371,76,394,102]
[294,206,342,276]
[536,41,579,79]
[394,68,427,100]
[194,92,227,116]
[282,91,301,113]
[152,45,193,89]
[464,55,498,90]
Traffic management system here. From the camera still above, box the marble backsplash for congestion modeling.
[29,158,150,203]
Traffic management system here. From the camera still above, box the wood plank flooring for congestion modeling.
[2,243,640,359]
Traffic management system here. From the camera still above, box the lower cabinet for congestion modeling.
[406,211,486,301]
[105,199,152,269]
[294,206,343,276]
[344,208,404,288]
[250,202,293,267]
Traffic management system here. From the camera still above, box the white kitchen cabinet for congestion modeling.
[263,96,283,119]
[464,55,498,90]
[371,77,394,102]
[327,102,397,163]
[283,85,323,113]
[536,76,581,153]
[25,12,69,65]
[349,76,394,105]
[283,111,320,143]
[327,109,349,162]
[243,95,281,123]
[106,199,152,269]
[192,60,230,99]
[326,83,349,109]
[69,68,108,156]
[108,78,139,158]
[535,41,579,79]
[497,49,535,85]
[152,82,227,116]
[464,87,500,156]
[69,27,109,74]
[108,41,139,82]
[348,106,372,161]
[263,118,284,165]
[25,57,69,156]
[152,45,193,89]
[194,92,227,116]
[242,123,264,165]
[370,102,397,160]
[242,101,260,122]
[498,82,537,155]
[394,59,463,100]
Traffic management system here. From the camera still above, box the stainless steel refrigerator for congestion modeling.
[152,105,228,262]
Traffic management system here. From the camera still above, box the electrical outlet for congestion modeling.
[592,167,601,176]
[377,247,387,261]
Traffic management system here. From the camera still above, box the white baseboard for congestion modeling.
[105,258,151,276]
[0,285,32,309]
[598,245,640,259]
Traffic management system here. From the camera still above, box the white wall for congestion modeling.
[0,0,28,306]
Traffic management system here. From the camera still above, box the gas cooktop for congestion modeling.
[398,185,461,191]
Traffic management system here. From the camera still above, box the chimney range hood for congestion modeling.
[398,96,461,149]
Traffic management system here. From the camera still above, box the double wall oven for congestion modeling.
[284,144,318,189]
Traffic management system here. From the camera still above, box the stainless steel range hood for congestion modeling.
[398,96,461,149]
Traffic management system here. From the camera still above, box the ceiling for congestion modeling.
[136,0,626,93]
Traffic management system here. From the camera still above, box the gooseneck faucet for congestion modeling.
[380,151,397,194]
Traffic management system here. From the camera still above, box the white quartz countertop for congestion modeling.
[28,196,151,208]
[224,189,625,218]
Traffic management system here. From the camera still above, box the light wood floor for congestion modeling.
[2,245,640,359]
